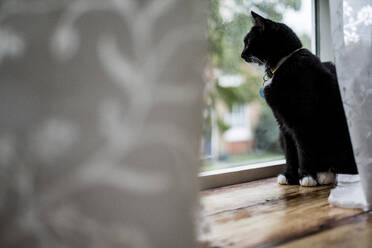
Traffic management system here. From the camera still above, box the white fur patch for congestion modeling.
[317,172,336,185]
[277,174,288,185]
[300,176,317,187]
[263,78,272,88]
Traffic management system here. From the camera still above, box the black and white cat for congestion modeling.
[241,11,358,186]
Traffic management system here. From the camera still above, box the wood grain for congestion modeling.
[277,213,372,248]
[200,177,367,248]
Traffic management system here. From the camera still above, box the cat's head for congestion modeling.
[241,11,302,68]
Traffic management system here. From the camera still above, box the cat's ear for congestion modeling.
[251,11,266,30]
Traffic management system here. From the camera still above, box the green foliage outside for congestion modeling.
[207,0,302,75]
[253,105,282,152]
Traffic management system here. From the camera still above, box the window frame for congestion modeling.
[313,0,334,62]
[199,0,331,190]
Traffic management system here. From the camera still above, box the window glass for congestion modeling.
[201,0,313,171]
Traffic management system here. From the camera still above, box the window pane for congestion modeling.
[201,0,313,171]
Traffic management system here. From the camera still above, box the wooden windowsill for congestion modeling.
[200,177,372,248]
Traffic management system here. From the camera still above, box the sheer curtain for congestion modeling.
[0,0,205,247]
[329,0,372,210]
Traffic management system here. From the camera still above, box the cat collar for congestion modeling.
[263,47,304,82]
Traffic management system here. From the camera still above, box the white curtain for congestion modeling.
[329,0,372,210]
[0,0,205,247]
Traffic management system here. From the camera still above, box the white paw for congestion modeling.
[277,174,288,185]
[317,172,336,185]
[300,176,317,187]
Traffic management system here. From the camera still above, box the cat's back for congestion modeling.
[264,49,343,127]
[270,49,338,102]
[264,49,325,109]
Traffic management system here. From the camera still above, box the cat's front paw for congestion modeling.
[316,172,336,185]
[300,176,317,187]
[277,173,299,185]
[277,174,288,185]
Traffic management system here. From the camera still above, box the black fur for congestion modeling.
[241,12,357,184]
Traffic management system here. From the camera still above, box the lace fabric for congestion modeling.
[0,0,205,247]
[329,0,372,210]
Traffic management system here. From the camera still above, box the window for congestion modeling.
[200,0,315,188]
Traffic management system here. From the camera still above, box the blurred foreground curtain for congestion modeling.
[0,0,205,247]
[329,0,372,210]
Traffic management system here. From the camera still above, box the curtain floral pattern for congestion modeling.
[329,0,372,210]
[0,0,205,247]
